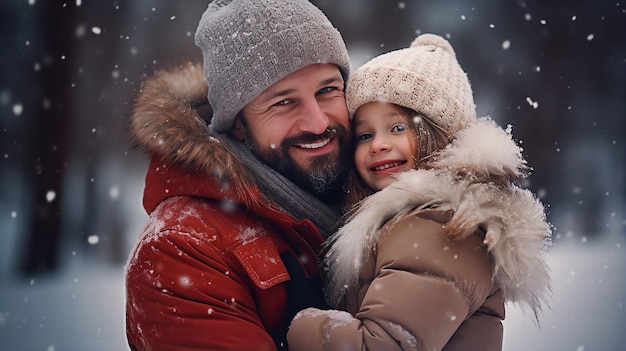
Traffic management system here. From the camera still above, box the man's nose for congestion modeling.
[295,100,330,135]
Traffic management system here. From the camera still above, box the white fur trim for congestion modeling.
[434,117,527,179]
[325,118,551,318]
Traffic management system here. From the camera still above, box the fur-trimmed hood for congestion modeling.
[129,63,258,211]
[324,118,552,317]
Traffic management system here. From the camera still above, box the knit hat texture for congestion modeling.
[195,0,351,132]
[346,33,476,136]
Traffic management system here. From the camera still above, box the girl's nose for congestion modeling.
[370,135,390,153]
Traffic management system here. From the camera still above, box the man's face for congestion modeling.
[233,63,352,203]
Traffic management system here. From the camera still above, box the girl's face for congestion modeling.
[353,102,418,191]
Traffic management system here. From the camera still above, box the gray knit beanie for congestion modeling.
[195,0,351,133]
[346,33,476,136]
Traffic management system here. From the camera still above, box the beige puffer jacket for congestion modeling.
[287,118,552,351]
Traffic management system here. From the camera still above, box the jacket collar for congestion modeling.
[129,63,259,212]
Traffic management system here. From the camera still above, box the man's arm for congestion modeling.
[126,227,277,351]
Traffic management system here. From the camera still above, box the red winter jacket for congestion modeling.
[125,63,326,351]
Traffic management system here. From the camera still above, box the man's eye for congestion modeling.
[318,87,334,95]
[274,99,290,106]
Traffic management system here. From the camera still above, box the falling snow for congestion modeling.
[526,97,539,109]
[109,185,120,200]
[12,104,23,116]
[46,190,56,203]
[0,1,623,351]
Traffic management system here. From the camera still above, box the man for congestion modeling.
[125,0,351,350]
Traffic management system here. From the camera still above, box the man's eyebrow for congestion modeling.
[258,75,344,104]
[259,89,296,104]
[320,75,344,86]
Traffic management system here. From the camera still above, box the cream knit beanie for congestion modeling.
[195,0,351,133]
[346,33,476,136]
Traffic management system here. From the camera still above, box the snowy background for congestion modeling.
[0,240,626,351]
[1,237,625,350]
[1,1,624,350]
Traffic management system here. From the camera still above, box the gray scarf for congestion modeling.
[217,131,341,239]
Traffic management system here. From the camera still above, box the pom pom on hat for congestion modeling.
[346,33,476,137]
[195,0,350,133]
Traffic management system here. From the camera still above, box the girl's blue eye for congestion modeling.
[358,132,372,141]
[391,124,407,132]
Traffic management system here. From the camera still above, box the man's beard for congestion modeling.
[245,126,352,205]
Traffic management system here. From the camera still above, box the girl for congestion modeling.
[286,34,552,351]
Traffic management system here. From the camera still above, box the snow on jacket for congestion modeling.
[125,63,326,351]
[286,118,552,351]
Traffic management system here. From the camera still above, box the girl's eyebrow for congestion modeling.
[354,111,403,126]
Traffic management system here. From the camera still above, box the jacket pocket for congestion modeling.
[231,235,290,289]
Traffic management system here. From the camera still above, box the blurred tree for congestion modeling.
[18,3,75,275]
[0,0,623,278]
